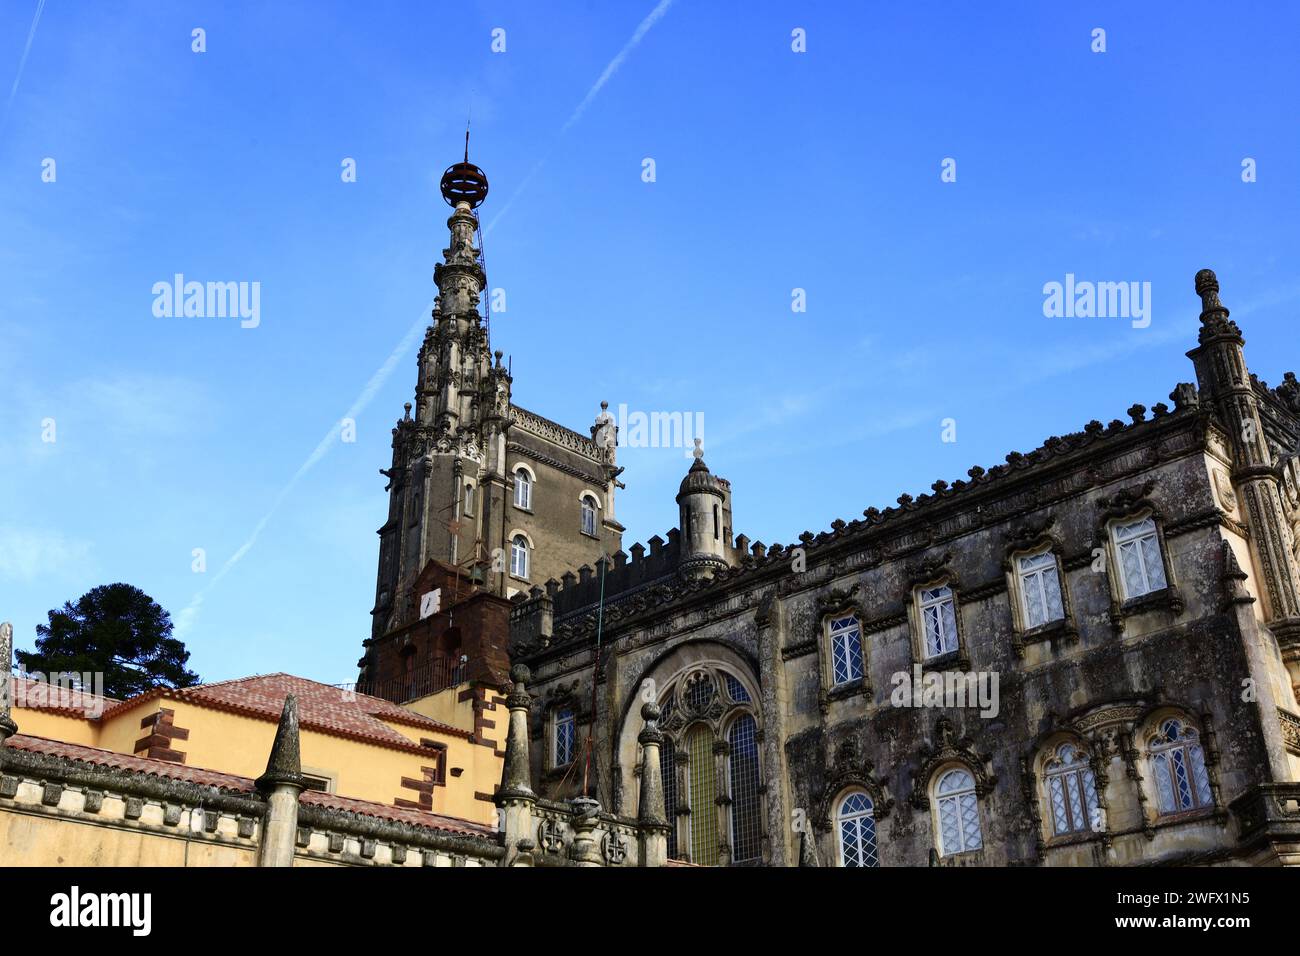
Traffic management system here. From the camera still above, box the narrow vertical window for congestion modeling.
[837,792,878,867]
[687,725,719,865]
[513,469,532,510]
[1043,743,1100,836]
[828,615,864,686]
[661,737,679,860]
[1113,517,1167,599]
[554,708,576,766]
[1149,719,1212,814]
[510,535,530,579]
[935,768,982,855]
[463,482,474,517]
[713,504,720,540]
[1017,551,1065,629]
[728,715,762,863]
[920,586,959,658]
[581,497,597,536]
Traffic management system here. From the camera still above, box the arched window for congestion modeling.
[655,665,763,866]
[836,792,878,867]
[513,468,533,510]
[1043,742,1100,836]
[727,715,762,863]
[1149,718,1212,814]
[580,496,597,536]
[510,535,530,579]
[934,768,982,856]
[686,725,718,865]
[463,481,475,517]
[1112,516,1167,599]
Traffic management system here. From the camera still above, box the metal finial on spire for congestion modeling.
[440,130,489,208]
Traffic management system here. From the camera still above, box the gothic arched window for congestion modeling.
[933,767,982,856]
[836,791,878,867]
[655,664,763,865]
[1042,742,1100,836]
[1148,718,1212,815]
[510,535,530,579]
[513,468,533,510]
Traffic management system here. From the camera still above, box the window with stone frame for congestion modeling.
[580,495,597,537]
[918,585,959,659]
[463,481,474,517]
[1041,741,1101,837]
[836,791,879,867]
[553,707,576,767]
[1015,549,1066,630]
[1147,717,1213,815]
[654,665,763,865]
[1111,515,1168,600]
[827,614,865,687]
[513,467,533,510]
[933,767,982,856]
[510,534,530,579]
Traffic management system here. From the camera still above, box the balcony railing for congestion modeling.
[356,655,467,704]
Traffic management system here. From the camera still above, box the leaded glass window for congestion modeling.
[1017,551,1065,629]
[920,586,959,658]
[581,497,596,536]
[687,725,719,865]
[837,791,878,867]
[723,674,750,703]
[1149,719,1212,814]
[660,741,678,859]
[554,708,576,766]
[935,768,982,856]
[1043,742,1100,836]
[828,615,864,686]
[1113,517,1167,599]
[728,715,762,862]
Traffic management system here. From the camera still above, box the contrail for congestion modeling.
[174,302,432,637]
[179,0,675,638]
[486,0,675,234]
[2,0,46,138]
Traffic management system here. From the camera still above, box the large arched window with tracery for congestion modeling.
[1148,718,1212,815]
[836,791,878,867]
[654,664,763,865]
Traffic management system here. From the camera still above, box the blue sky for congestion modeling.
[1,1,1297,685]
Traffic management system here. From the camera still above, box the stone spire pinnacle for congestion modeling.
[499,665,535,799]
[0,621,16,743]
[1194,269,1242,344]
[256,694,305,793]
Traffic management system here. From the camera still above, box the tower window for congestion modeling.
[713,504,720,540]
[581,496,597,537]
[513,469,533,510]
[463,482,474,517]
[510,535,530,579]
[1112,516,1167,599]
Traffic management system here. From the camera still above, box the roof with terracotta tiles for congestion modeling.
[98,672,472,754]
[3,734,491,836]
[8,675,119,718]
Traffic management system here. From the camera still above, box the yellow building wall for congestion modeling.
[9,707,101,747]
[0,810,256,867]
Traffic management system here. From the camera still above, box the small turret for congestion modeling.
[676,441,729,580]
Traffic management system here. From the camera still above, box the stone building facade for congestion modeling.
[507,271,1300,867]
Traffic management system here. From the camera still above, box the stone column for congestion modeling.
[568,795,603,866]
[0,622,16,743]
[636,703,670,867]
[255,695,306,868]
[754,595,790,866]
[495,664,537,866]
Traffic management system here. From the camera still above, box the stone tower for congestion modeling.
[366,146,624,670]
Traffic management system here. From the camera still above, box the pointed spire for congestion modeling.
[0,621,16,742]
[256,694,305,793]
[1194,269,1242,344]
[499,665,535,799]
